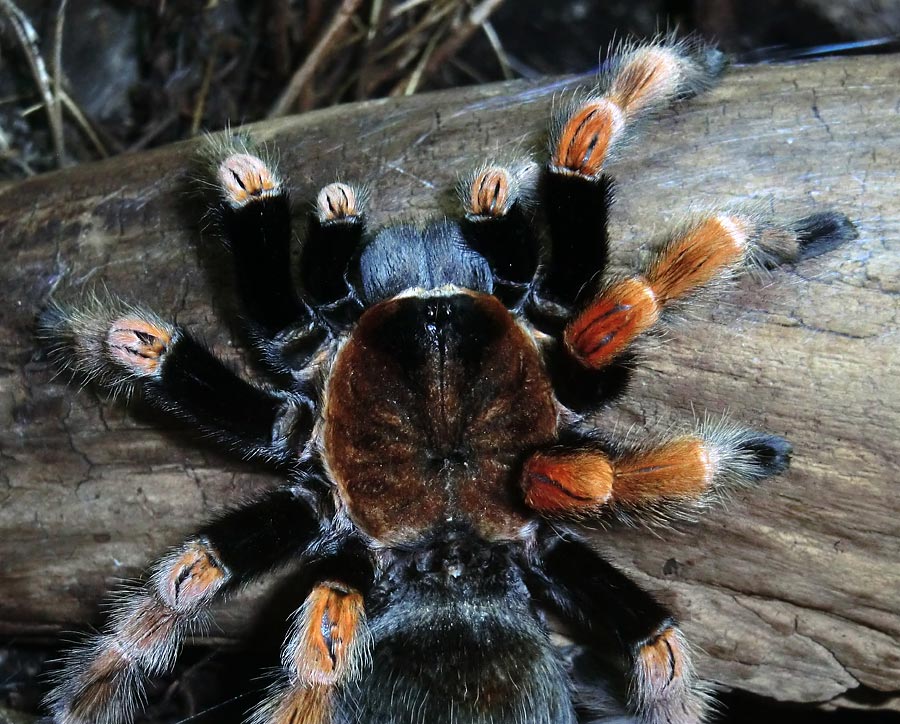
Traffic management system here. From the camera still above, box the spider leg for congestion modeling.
[533,533,710,724]
[251,578,372,724]
[548,210,857,412]
[302,181,367,308]
[210,142,369,373]
[212,146,310,338]
[520,418,791,525]
[536,37,725,309]
[39,298,313,464]
[46,487,333,724]
[564,213,751,371]
[457,160,541,306]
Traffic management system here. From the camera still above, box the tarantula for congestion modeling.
[41,37,855,724]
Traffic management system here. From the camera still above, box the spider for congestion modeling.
[40,37,856,724]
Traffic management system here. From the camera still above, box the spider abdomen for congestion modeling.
[345,585,576,724]
[323,290,558,544]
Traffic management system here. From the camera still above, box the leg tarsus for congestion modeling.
[735,432,792,477]
[792,211,858,262]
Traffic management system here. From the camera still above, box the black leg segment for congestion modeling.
[45,486,335,724]
[214,151,311,338]
[539,173,614,307]
[149,332,314,464]
[300,182,368,307]
[457,163,542,305]
[532,532,710,724]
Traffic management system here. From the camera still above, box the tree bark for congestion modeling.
[0,54,897,708]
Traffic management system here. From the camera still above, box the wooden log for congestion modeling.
[0,54,897,709]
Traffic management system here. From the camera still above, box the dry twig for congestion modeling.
[51,0,68,163]
[419,0,506,81]
[268,0,364,118]
[0,0,65,165]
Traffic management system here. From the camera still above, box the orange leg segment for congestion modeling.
[316,182,362,223]
[286,581,368,686]
[217,152,281,207]
[631,625,708,724]
[646,214,750,304]
[48,539,231,724]
[608,47,684,117]
[252,582,370,724]
[564,214,752,369]
[550,45,695,178]
[521,437,715,518]
[551,99,625,177]
[612,438,713,508]
[521,449,614,516]
[251,685,332,724]
[465,166,514,218]
[564,277,660,368]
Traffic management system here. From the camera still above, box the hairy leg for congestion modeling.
[533,533,710,724]
[521,418,791,525]
[39,298,313,464]
[207,139,370,370]
[209,140,310,337]
[564,212,857,370]
[250,581,372,724]
[457,160,541,306]
[547,210,856,413]
[46,487,332,724]
[301,181,368,307]
[249,541,374,724]
[537,37,725,308]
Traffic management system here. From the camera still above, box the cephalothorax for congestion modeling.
[42,37,855,724]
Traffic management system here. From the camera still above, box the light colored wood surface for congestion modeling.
[0,54,897,707]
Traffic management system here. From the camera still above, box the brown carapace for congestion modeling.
[324,291,558,543]
[40,35,855,724]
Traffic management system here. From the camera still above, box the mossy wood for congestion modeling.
[0,55,897,708]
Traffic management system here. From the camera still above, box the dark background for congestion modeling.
[2,0,899,181]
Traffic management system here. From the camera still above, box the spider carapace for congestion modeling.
[326,286,558,543]
[42,37,856,724]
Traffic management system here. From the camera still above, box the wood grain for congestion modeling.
[0,54,897,708]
